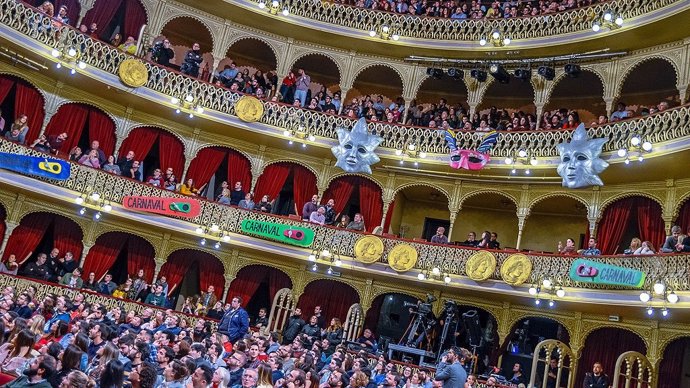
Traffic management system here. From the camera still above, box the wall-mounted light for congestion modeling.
[592,10,623,32]
[368,24,400,41]
[258,0,289,16]
[618,133,652,164]
[479,30,510,47]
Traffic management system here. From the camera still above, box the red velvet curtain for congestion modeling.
[359,179,383,232]
[0,207,6,249]
[88,109,116,156]
[15,82,45,144]
[82,0,121,40]
[160,250,224,298]
[323,177,357,214]
[383,200,396,233]
[596,198,635,254]
[118,127,157,161]
[254,163,291,200]
[658,338,690,388]
[82,233,128,280]
[227,150,251,192]
[297,280,360,323]
[575,328,646,388]
[674,200,690,233]
[123,0,147,39]
[227,265,292,304]
[52,217,83,260]
[44,104,89,153]
[157,131,185,177]
[126,237,155,283]
[0,76,13,104]
[186,147,226,188]
[268,268,292,299]
[635,198,666,249]
[292,166,317,215]
[158,252,188,296]
[198,256,225,299]
[3,213,52,263]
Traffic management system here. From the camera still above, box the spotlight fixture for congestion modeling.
[535,299,541,305]
[326,267,333,275]
[514,68,531,81]
[548,300,555,307]
[426,67,444,79]
[529,277,565,305]
[646,307,654,316]
[93,211,102,220]
[311,263,318,271]
[661,308,669,317]
[447,68,463,80]
[564,63,581,78]
[489,63,510,84]
[470,69,487,82]
[537,66,556,81]
[78,207,87,216]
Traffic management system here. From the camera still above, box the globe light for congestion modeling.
[432,267,440,276]
[56,63,62,69]
[282,8,289,16]
[102,204,112,212]
[518,149,527,158]
[78,207,87,215]
[630,135,641,146]
[528,286,538,296]
[479,38,487,46]
[535,299,541,305]
[308,134,316,142]
[639,291,651,302]
[214,241,221,249]
[592,23,600,32]
[667,291,679,304]
[200,238,206,246]
[511,168,516,174]
[617,148,627,157]
[283,130,291,137]
[70,68,76,75]
[624,158,630,165]
[646,307,654,316]
[603,12,612,21]
[548,300,555,307]
[489,64,499,73]
[334,259,342,267]
[91,192,100,201]
[504,157,513,165]
[642,141,652,151]
[171,97,180,104]
[661,308,668,317]
[408,143,416,151]
[327,267,333,275]
[525,169,531,175]
[51,49,60,57]
[210,224,219,232]
[321,249,331,257]
[223,235,230,242]
[444,276,451,284]
[196,106,204,114]
[395,149,403,156]
[185,94,194,103]
[417,273,426,280]
[272,0,279,7]
[75,197,84,205]
[392,34,400,41]
[67,47,77,57]
[311,263,318,271]
[399,160,404,165]
[382,25,389,33]
[530,157,538,166]
[653,282,665,295]
[188,113,194,119]
[419,152,427,159]
[288,140,293,145]
[492,31,500,39]
[503,37,510,45]
[94,211,102,220]
[301,143,307,148]
[369,30,377,37]
[195,227,203,234]
[556,288,565,298]
[258,0,266,8]
[638,156,644,162]
[615,16,623,26]
[542,279,552,288]
[78,61,86,69]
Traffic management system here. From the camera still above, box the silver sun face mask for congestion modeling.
[556,123,609,189]
[331,117,383,174]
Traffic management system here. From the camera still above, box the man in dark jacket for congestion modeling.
[5,354,56,388]
[153,39,175,67]
[435,347,467,388]
[583,362,609,388]
[22,253,50,281]
[282,308,305,344]
[218,296,249,344]
[180,42,203,78]
[300,315,321,341]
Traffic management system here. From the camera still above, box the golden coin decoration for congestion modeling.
[235,95,265,122]
[354,235,385,264]
[500,254,533,286]
[118,58,148,88]
[466,250,497,281]
[387,243,418,272]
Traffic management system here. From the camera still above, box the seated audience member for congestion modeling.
[335,215,350,228]
[218,188,231,205]
[302,195,319,220]
[488,232,500,249]
[256,195,272,213]
[32,132,67,154]
[238,193,255,210]
[87,141,107,166]
[180,178,201,196]
[355,328,378,352]
[68,147,83,162]
[0,329,37,375]
[431,227,449,244]
[507,363,526,385]
[461,231,479,247]
[59,268,84,289]
[346,213,365,231]
[610,102,629,121]
[557,238,577,255]
[634,241,656,255]
[4,115,29,145]
[117,150,136,173]
[0,254,19,275]
[675,228,690,252]
[146,169,164,187]
[477,231,492,249]
[581,238,601,256]
[97,273,117,295]
[102,155,121,175]
[118,36,138,54]
[0,108,4,134]
[623,238,642,255]
[309,206,326,225]
[83,272,99,291]
[164,175,177,191]
[78,149,101,169]
[126,160,141,181]
[22,253,50,281]
[662,225,682,253]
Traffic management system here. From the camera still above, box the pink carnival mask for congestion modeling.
[446,131,498,171]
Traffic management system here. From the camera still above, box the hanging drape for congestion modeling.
[359,179,383,232]
[198,256,225,299]
[125,237,155,283]
[253,163,291,201]
[3,213,52,264]
[227,150,252,192]
[267,268,292,300]
[122,0,147,40]
[82,233,128,280]
[158,252,188,296]
[675,200,690,232]
[87,109,116,156]
[157,130,185,177]
[297,280,359,324]
[575,328,646,388]
[82,0,121,40]
[596,198,635,254]
[292,166,317,215]
[658,338,690,388]
[0,76,13,104]
[0,207,6,247]
[227,266,266,304]
[118,127,157,161]
[44,104,89,153]
[52,217,83,260]
[635,198,666,249]
[323,177,356,214]
[159,250,224,298]
[186,147,226,188]
[383,200,396,233]
[14,82,45,144]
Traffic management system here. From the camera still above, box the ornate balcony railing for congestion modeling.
[1,138,688,293]
[2,0,690,159]
[247,0,677,41]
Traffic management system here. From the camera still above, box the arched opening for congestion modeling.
[576,328,646,388]
[281,53,342,106]
[595,196,665,255]
[674,197,690,232]
[547,70,605,126]
[253,162,317,217]
[218,38,277,88]
[185,146,251,200]
[4,212,82,275]
[388,185,449,241]
[348,65,404,122]
[159,17,213,75]
[453,193,518,247]
[499,317,570,380]
[0,73,46,144]
[522,196,588,252]
[227,265,292,323]
[83,0,147,42]
[479,77,536,130]
[618,59,679,115]
[27,0,80,27]
[322,176,382,232]
[297,280,359,324]
[44,103,116,157]
[159,249,225,308]
[658,337,690,388]
[412,75,468,127]
[363,293,419,346]
[82,232,155,286]
[119,127,185,179]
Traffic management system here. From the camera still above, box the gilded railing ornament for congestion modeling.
[557,123,609,189]
[466,250,497,281]
[354,235,385,264]
[117,58,148,88]
[501,254,532,286]
[387,243,418,272]
[331,117,382,174]
[235,95,265,123]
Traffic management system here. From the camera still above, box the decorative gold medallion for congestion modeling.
[387,244,418,272]
[118,58,148,88]
[500,254,532,286]
[235,95,264,122]
[466,251,496,281]
[354,235,385,264]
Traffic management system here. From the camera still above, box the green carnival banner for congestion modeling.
[240,219,315,247]
[569,259,646,288]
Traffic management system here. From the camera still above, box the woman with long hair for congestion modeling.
[99,360,124,388]
[52,344,84,385]
[0,329,36,375]
[256,362,273,388]
[72,332,89,372]
[323,318,343,350]
[87,342,120,382]
[477,231,492,248]
[28,315,45,341]
[349,371,370,388]
[211,367,230,388]
[60,370,96,388]
[35,320,68,350]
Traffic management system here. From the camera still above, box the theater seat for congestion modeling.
[0,372,17,385]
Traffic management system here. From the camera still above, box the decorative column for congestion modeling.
[379,200,391,229]
[222,274,235,302]
[337,88,349,115]
[152,257,166,283]
[515,207,529,250]
[76,0,95,27]
[79,241,94,267]
[0,221,18,256]
[678,83,688,105]
[587,217,598,238]
[447,209,459,239]
[534,103,545,131]
[603,96,615,119]
[402,98,412,124]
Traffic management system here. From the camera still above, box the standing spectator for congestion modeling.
[181,43,203,78]
[153,39,175,67]
[294,69,311,107]
[230,181,245,206]
[279,72,296,103]
[302,194,319,220]
[217,296,249,344]
[281,308,304,345]
[117,151,136,173]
